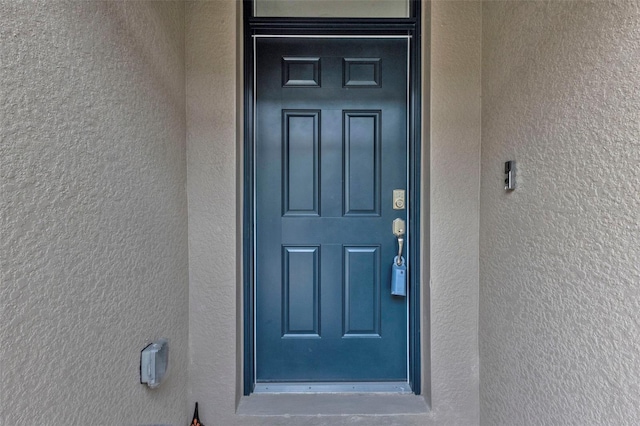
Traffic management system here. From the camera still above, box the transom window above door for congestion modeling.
[254,0,410,18]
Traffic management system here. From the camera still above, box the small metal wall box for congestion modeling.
[140,338,169,389]
[505,161,515,191]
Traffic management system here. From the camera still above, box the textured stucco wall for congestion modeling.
[1,2,189,425]
[186,1,482,425]
[480,1,640,424]
[186,0,241,421]
[429,1,482,423]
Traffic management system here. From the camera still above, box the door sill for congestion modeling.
[253,381,411,393]
[237,393,429,417]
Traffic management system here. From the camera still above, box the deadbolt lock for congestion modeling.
[393,189,405,210]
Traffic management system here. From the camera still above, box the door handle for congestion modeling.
[391,218,407,296]
[392,218,405,266]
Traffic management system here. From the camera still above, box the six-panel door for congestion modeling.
[255,38,408,382]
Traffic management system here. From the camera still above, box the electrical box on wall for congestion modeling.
[140,338,169,389]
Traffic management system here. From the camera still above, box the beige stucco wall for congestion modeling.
[185,0,242,419]
[429,0,482,423]
[4,1,639,424]
[186,1,481,425]
[480,1,640,424]
[1,2,189,425]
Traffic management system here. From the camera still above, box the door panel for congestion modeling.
[344,111,381,215]
[343,246,381,337]
[255,38,408,382]
[282,110,320,215]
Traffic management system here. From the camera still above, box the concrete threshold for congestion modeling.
[237,393,430,416]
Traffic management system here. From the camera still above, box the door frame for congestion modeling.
[242,0,422,395]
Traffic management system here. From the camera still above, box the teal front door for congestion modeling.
[255,37,409,386]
